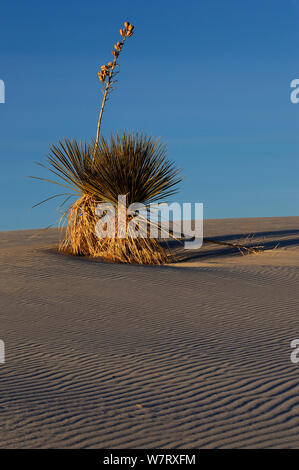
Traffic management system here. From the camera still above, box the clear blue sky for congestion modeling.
[0,0,298,230]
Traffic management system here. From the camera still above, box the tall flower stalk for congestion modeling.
[94,21,134,152]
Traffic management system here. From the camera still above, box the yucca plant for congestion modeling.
[34,21,182,264]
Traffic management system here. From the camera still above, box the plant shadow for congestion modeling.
[162,229,299,263]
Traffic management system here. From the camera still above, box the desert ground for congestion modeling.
[0,216,298,448]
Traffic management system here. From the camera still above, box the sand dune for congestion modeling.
[0,217,298,448]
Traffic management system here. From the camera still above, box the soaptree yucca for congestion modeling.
[34,22,182,264]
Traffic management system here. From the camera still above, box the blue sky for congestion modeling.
[0,0,298,230]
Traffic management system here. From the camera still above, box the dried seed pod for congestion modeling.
[124,21,130,28]
[114,42,122,51]
[107,62,114,67]
[127,24,134,31]
[98,72,105,82]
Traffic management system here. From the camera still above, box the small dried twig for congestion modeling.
[203,237,264,255]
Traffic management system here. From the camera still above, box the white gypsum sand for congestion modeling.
[0,216,298,448]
